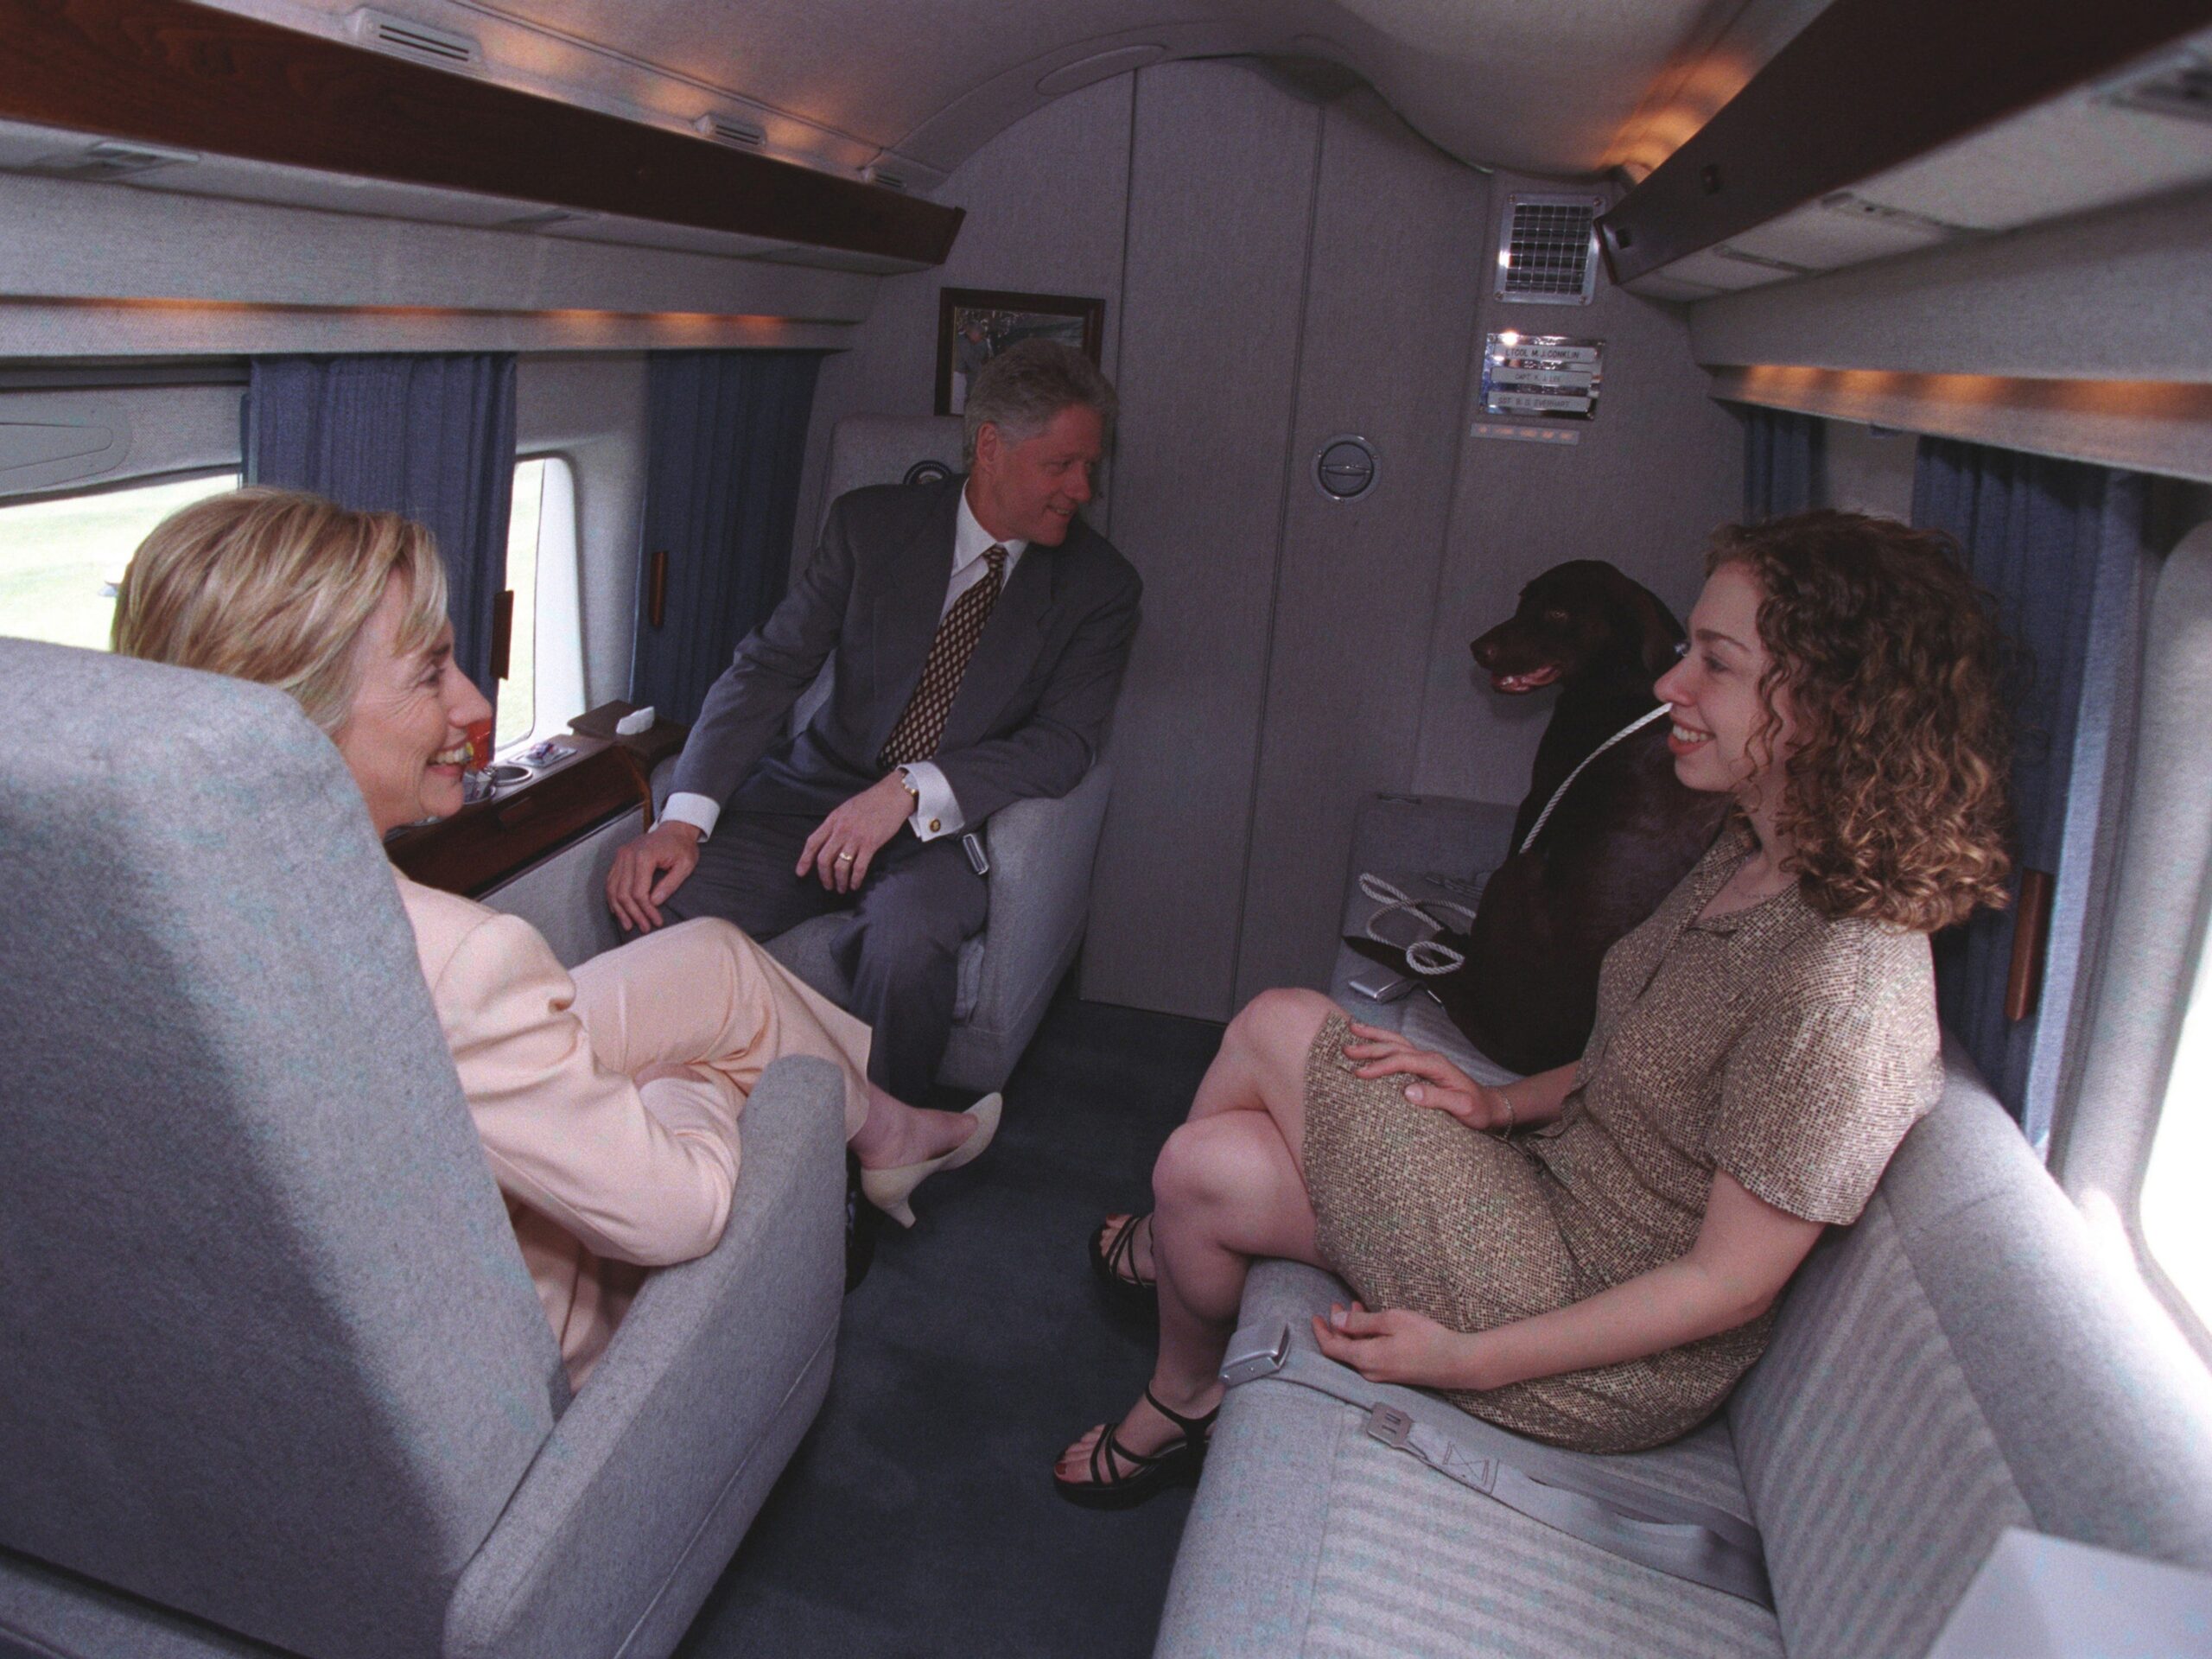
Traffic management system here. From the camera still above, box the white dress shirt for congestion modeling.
[664,484,1027,845]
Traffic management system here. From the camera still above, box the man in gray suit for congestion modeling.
[606,342,1140,1101]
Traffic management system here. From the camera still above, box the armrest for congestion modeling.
[970,762,1113,1024]
[442,1055,847,1659]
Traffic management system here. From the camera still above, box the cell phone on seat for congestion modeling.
[1349,966,1417,1003]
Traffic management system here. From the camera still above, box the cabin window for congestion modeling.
[0,472,239,650]
[2140,910,2212,1333]
[494,455,586,756]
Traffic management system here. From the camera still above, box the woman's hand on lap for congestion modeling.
[1343,1022,1510,1130]
[1312,1301,1481,1389]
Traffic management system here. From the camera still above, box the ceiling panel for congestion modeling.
[213,0,1825,181]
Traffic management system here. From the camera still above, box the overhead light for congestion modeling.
[2101,50,2212,127]
[1819,191,1976,238]
[22,140,200,181]
[1709,244,1814,276]
[500,207,596,230]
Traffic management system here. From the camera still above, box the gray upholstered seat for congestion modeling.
[743,412,1119,1093]
[0,641,846,1659]
[1156,791,2212,1658]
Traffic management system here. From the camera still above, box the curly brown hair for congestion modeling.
[1707,511,2012,932]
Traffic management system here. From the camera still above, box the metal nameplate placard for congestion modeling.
[1482,333,1604,422]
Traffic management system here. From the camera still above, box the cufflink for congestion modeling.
[929,818,942,833]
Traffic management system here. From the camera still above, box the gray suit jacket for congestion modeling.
[672,475,1141,825]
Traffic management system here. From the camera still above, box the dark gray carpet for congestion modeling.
[675,994,1224,1659]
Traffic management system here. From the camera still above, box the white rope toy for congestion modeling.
[1359,874,1476,976]
[1516,703,1672,856]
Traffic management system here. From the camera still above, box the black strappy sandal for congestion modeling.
[1053,1387,1219,1510]
[1087,1211,1157,1314]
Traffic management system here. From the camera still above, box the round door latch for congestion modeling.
[905,459,954,486]
[1314,435,1379,502]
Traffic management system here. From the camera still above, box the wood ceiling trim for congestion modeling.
[0,0,964,265]
[1601,0,2212,285]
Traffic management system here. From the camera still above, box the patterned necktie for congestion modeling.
[878,544,1007,768]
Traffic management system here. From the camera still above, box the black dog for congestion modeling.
[1352,560,1727,1075]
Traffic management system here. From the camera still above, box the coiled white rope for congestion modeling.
[1359,874,1476,976]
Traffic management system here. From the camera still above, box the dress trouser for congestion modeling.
[664,811,988,1102]
[524,918,873,1386]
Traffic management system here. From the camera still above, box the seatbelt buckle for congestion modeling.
[1220,1322,1292,1387]
[1366,1404,1415,1450]
[1366,1407,1499,1493]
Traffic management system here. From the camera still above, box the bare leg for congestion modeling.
[848,1083,976,1170]
[1058,990,1339,1486]
[1096,988,1340,1287]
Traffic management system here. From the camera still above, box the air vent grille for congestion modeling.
[1496,194,1603,305]
[694,112,766,149]
[347,10,480,68]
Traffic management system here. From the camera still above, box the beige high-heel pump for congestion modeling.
[858,1093,1001,1228]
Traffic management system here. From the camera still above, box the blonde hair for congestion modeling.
[112,487,449,735]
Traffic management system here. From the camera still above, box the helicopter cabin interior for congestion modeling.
[3,1,2212,1656]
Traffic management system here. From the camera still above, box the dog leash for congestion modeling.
[1361,703,1672,978]
[1359,874,1474,976]
[1518,704,1671,856]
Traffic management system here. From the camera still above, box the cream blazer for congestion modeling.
[393,871,871,1387]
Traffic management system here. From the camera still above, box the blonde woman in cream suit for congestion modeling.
[115,488,997,1389]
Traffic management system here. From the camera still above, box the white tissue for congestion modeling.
[615,707,656,735]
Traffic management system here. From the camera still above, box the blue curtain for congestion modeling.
[245,356,518,693]
[1912,437,2153,1146]
[631,351,824,725]
[1742,407,1827,519]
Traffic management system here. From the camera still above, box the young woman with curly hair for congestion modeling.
[1055,510,2013,1504]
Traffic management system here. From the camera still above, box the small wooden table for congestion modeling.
[388,703,687,899]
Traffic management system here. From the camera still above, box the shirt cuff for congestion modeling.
[663,791,722,842]
[899,762,963,842]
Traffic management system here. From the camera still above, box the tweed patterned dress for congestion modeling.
[1302,827,1944,1453]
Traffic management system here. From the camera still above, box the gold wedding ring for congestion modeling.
[836,850,855,861]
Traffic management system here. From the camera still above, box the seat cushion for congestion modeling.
[1729,1043,2212,1659]
[1159,1262,1783,1659]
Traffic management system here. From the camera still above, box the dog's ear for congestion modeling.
[1623,581,1687,680]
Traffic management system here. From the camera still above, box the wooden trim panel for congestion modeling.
[388,740,647,899]
[2007,868,2056,1024]
[0,0,964,265]
[1601,0,2212,284]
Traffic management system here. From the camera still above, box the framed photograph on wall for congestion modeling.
[935,287,1105,416]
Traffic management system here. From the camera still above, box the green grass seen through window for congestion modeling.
[0,474,241,652]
